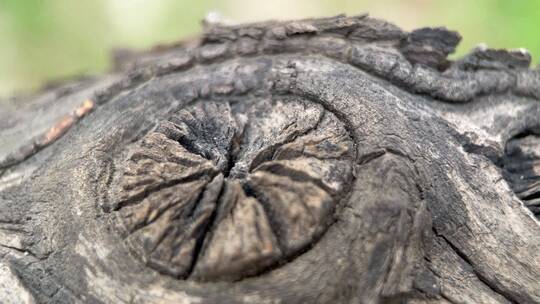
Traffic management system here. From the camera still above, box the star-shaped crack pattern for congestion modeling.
[112,98,354,281]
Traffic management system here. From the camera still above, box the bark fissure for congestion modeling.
[432,227,519,304]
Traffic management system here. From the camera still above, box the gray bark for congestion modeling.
[0,14,539,304]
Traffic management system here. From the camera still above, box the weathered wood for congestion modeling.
[0,14,539,304]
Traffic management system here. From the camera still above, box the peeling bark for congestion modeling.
[0,14,539,304]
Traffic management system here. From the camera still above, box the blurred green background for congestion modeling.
[1,0,539,97]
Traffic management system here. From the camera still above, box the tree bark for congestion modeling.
[0,14,539,304]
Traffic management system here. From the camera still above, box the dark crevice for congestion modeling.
[241,180,339,281]
[184,178,225,278]
[254,163,336,194]
[432,227,519,304]
[0,244,27,255]
[176,136,211,161]
[248,142,286,172]
[358,149,386,165]
[449,128,503,165]
[452,125,540,220]
[501,131,540,219]
[223,126,243,178]
[510,129,539,140]
[114,168,217,211]
[126,182,209,245]
[241,182,286,253]
[0,218,23,225]
[184,185,210,219]
[284,91,361,160]
[185,180,231,280]
[145,225,174,254]
[0,244,45,261]
[521,191,540,201]
[247,107,324,172]
[97,157,115,212]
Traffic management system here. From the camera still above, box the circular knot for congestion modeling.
[110,97,354,281]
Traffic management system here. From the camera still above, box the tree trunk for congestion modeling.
[0,15,539,304]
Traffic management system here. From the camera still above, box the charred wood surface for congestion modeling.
[0,14,539,304]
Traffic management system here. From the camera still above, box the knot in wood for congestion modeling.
[110,97,355,281]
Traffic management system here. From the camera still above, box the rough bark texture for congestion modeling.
[0,14,539,304]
